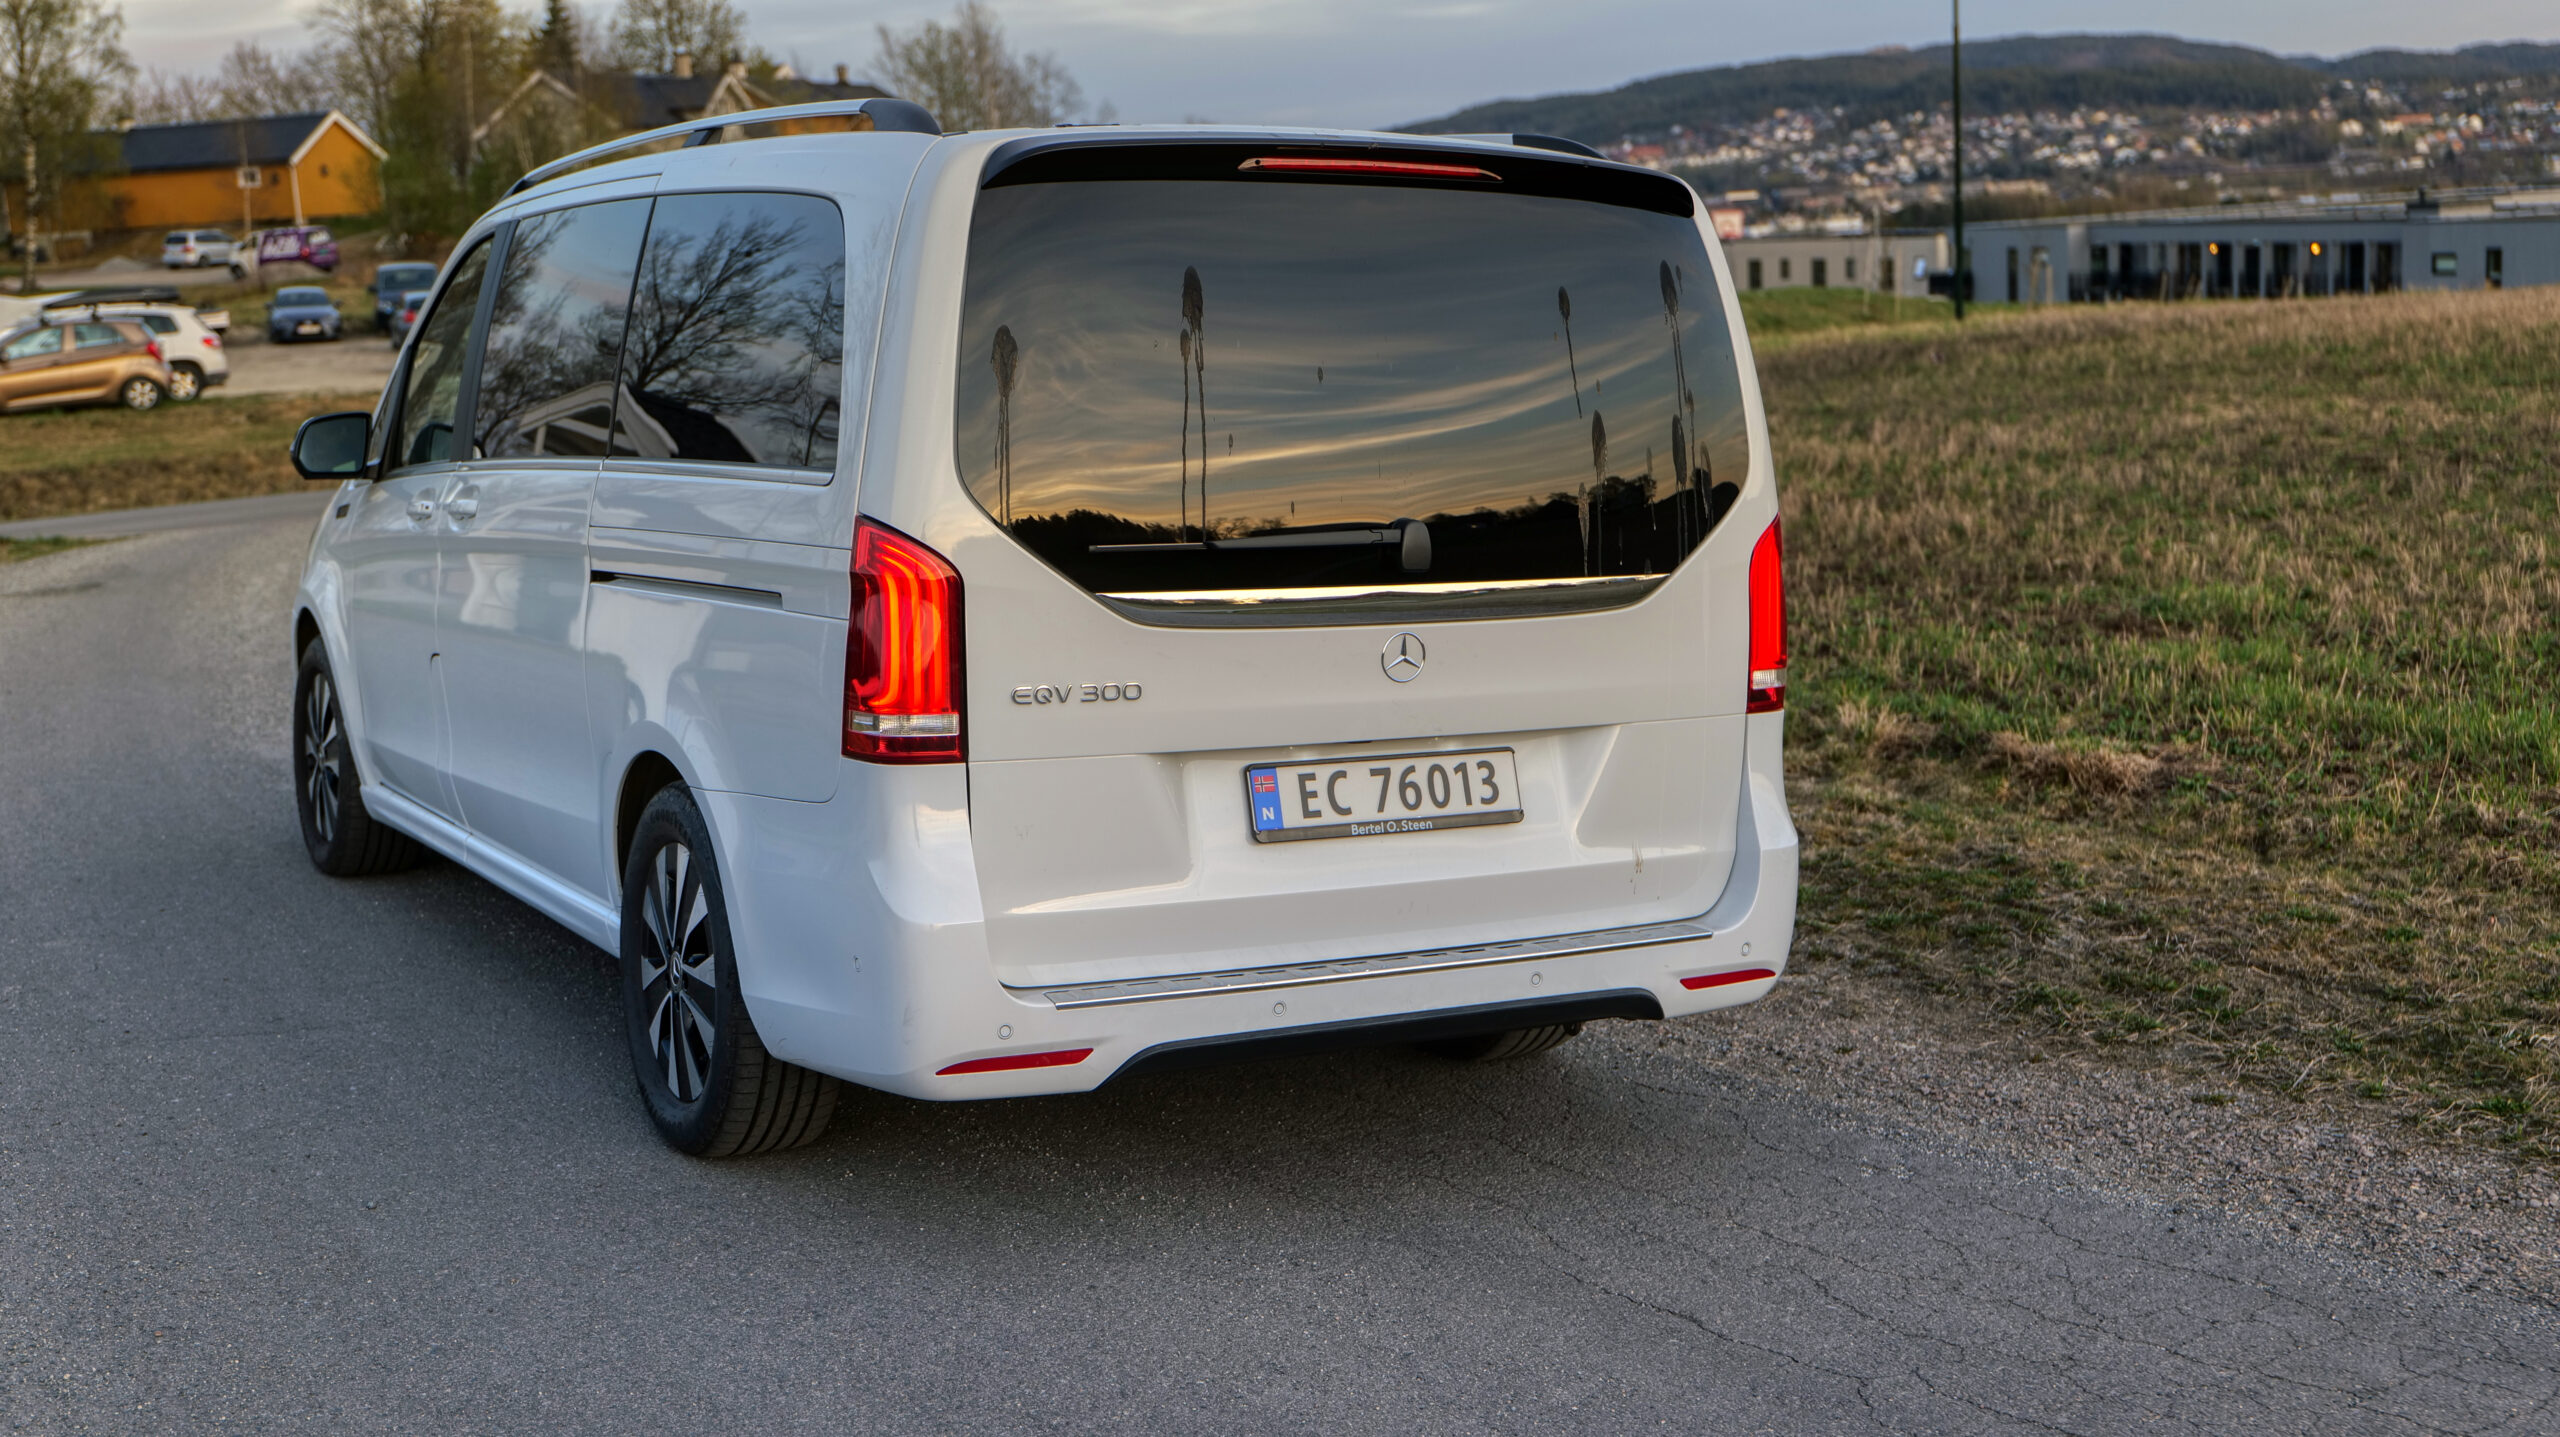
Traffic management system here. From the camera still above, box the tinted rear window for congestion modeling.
[954,151,1749,623]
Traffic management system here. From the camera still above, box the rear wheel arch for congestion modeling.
[615,751,688,890]
[293,607,322,665]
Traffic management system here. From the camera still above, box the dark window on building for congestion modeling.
[1844,255,1856,283]
[2007,247,2019,302]
[955,167,1750,620]
[390,239,492,470]
[2487,247,2503,289]
[1747,258,1762,290]
[2374,243,2400,292]
[610,191,848,471]
[1811,258,1827,288]
[2430,251,2458,277]
[472,199,651,459]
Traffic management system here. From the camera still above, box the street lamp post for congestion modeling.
[1951,0,1965,320]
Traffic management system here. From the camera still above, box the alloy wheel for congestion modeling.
[123,378,161,410]
[300,671,343,842]
[167,366,201,401]
[637,841,719,1103]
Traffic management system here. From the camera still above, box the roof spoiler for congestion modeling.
[1439,133,1605,160]
[505,97,942,198]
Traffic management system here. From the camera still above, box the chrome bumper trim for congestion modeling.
[1029,916,1715,1010]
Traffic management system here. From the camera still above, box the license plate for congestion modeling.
[1246,748,1523,844]
[295,322,321,334]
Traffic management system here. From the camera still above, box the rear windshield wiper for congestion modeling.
[1092,518,1431,573]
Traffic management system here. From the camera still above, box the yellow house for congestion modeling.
[9,111,384,236]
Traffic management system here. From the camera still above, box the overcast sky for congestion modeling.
[119,0,2560,130]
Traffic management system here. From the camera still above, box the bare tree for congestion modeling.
[0,0,129,280]
[869,1,1083,131]
[309,0,421,142]
[608,0,746,72]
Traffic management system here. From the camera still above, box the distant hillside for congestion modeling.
[1405,33,2560,144]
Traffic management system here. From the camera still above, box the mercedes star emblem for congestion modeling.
[1381,632,1427,682]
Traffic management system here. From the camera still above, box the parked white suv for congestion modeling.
[285,102,1797,1157]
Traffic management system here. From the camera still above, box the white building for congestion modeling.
[1722,231,1951,296]
[1961,187,2560,304]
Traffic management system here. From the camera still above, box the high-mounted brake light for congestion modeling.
[1747,518,1787,714]
[1238,156,1500,181]
[844,518,964,763]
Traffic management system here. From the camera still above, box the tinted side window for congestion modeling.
[72,323,123,349]
[472,199,650,459]
[612,192,845,471]
[391,240,492,470]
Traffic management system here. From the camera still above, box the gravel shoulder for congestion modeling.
[1677,961,2560,1308]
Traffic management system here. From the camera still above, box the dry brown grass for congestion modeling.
[0,393,373,524]
[1763,289,2560,1153]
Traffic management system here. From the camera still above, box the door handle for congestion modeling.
[405,496,437,522]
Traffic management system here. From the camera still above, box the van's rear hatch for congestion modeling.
[949,140,1760,991]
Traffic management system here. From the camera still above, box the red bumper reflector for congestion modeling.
[936,1048,1094,1077]
[1681,967,1777,991]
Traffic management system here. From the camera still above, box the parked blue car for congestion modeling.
[267,287,342,344]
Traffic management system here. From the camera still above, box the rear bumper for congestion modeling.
[713,710,1797,1100]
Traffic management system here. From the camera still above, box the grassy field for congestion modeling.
[1762,289,2560,1154]
[0,392,372,524]
[1737,286,1972,337]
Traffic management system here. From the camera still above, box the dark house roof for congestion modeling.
[111,113,340,175]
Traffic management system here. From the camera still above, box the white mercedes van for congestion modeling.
[285,100,1797,1157]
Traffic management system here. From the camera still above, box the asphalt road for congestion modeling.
[3,515,2554,1435]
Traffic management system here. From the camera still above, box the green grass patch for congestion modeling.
[0,392,375,523]
[1737,285,1986,340]
[0,535,102,564]
[1774,290,2560,1156]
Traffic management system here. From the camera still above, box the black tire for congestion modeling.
[1419,1023,1584,1063]
[620,785,839,1157]
[293,639,427,876]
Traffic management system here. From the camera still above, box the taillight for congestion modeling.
[202,334,221,348]
[1747,518,1787,713]
[144,339,162,361]
[844,518,963,763]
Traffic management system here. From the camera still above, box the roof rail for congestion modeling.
[505,97,942,198]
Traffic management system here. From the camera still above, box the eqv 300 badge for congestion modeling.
[1011,681,1144,706]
